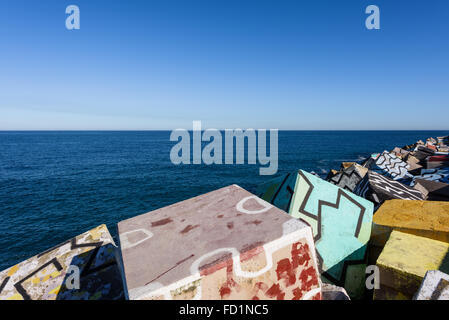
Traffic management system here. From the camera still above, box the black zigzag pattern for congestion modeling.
[1,234,117,300]
[328,166,364,192]
[296,171,367,283]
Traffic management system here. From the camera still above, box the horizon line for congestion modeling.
[0,129,448,132]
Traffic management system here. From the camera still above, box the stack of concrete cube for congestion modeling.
[324,135,449,300]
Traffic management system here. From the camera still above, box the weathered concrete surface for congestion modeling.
[412,146,435,162]
[0,224,123,300]
[371,200,449,248]
[414,270,449,300]
[405,154,420,165]
[258,170,374,299]
[391,147,409,159]
[321,283,350,300]
[404,154,423,175]
[118,185,322,300]
[374,231,449,300]
[413,178,449,201]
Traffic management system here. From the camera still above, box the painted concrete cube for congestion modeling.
[354,171,424,210]
[117,184,321,300]
[321,283,350,300]
[404,154,423,175]
[413,178,449,201]
[370,151,413,181]
[374,231,449,300]
[327,163,367,192]
[0,224,123,300]
[371,200,449,254]
[425,155,449,169]
[391,147,409,159]
[410,169,449,187]
[257,170,374,299]
[414,270,449,300]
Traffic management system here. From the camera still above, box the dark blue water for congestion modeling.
[0,130,448,270]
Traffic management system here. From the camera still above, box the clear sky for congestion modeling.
[0,0,448,130]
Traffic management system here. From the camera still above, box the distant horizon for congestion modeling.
[0,129,448,132]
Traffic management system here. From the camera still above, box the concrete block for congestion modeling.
[437,136,448,145]
[371,200,449,249]
[404,155,423,175]
[391,147,409,159]
[402,143,418,151]
[354,171,424,209]
[340,162,356,170]
[413,146,435,161]
[405,154,420,165]
[321,283,350,300]
[426,143,437,152]
[361,154,379,169]
[370,151,412,181]
[425,155,449,169]
[0,224,123,300]
[258,170,374,299]
[325,169,340,182]
[327,163,368,192]
[117,185,322,300]
[411,169,449,187]
[414,270,449,300]
[413,178,449,201]
[374,231,449,300]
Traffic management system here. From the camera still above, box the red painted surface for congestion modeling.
[276,258,297,286]
[251,242,320,300]
[200,257,231,277]
[180,224,199,234]
[239,245,264,262]
[197,241,320,300]
[151,218,173,227]
[219,259,240,299]
[428,155,449,162]
[266,283,285,300]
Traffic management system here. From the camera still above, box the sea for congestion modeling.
[0,130,447,270]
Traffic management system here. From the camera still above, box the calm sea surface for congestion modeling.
[0,130,448,270]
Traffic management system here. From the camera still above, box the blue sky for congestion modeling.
[0,0,448,130]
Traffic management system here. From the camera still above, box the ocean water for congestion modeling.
[0,130,447,270]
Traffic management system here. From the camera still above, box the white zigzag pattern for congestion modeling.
[369,172,423,200]
[410,169,449,187]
